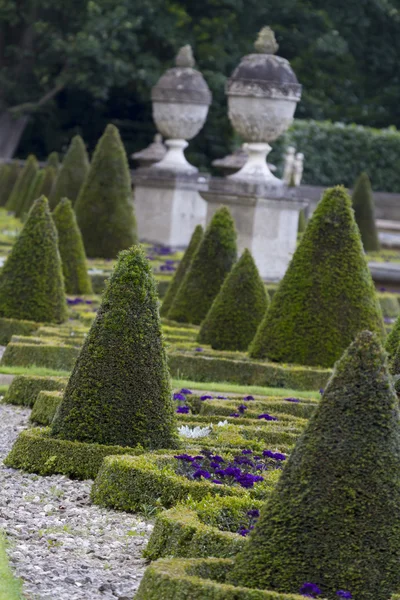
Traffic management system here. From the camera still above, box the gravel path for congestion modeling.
[0,404,152,600]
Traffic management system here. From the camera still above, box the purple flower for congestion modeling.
[174,454,195,462]
[263,450,286,461]
[258,414,278,421]
[180,388,193,395]
[194,456,204,461]
[247,509,260,518]
[214,469,226,478]
[230,413,240,418]
[244,395,254,401]
[285,397,300,403]
[319,388,324,395]
[210,461,221,469]
[238,404,248,414]
[242,449,253,455]
[212,479,223,485]
[223,466,241,478]
[217,396,227,399]
[238,527,250,536]
[193,469,211,479]
[336,592,352,599]
[195,347,203,352]
[176,406,189,414]
[211,455,224,463]
[200,395,213,401]
[300,583,321,597]
[236,474,256,488]
[173,393,186,401]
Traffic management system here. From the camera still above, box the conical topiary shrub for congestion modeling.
[52,198,93,295]
[352,172,380,252]
[47,151,60,171]
[6,155,38,214]
[39,166,57,200]
[385,315,400,361]
[74,125,137,258]
[231,331,400,600]
[51,245,177,448]
[49,135,89,209]
[298,208,306,233]
[198,249,269,350]
[249,186,384,367]
[0,196,67,323]
[161,225,203,318]
[18,170,44,218]
[0,162,19,206]
[168,207,237,324]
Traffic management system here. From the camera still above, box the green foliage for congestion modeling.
[49,136,89,209]
[351,172,380,252]
[297,209,306,233]
[0,531,23,600]
[5,427,144,480]
[385,316,400,361]
[249,186,384,367]
[273,120,400,192]
[0,196,67,323]
[0,318,40,345]
[0,163,19,207]
[3,374,67,407]
[38,167,57,200]
[91,453,245,513]
[52,198,93,295]
[198,250,268,351]
[168,352,330,391]
[30,390,63,425]
[6,155,38,214]
[161,225,203,318]
[75,125,137,258]
[51,245,177,448]
[47,152,59,170]
[1,342,79,370]
[136,557,306,600]
[19,169,45,218]
[143,504,250,561]
[168,208,237,325]
[378,292,400,319]
[231,332,400,600]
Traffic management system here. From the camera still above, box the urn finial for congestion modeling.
[254,26,279,55]
[175,45,195,68]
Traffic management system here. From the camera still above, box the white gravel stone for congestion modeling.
[0,404,153,599]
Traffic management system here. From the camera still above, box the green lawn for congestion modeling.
[0,534,22,600]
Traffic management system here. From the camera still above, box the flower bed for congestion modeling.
[144,496,264,560]
[91,448,283,513]
[135,557,306,600]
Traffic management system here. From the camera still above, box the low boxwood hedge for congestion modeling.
[91,452,278,513]
[168,353,330,391]
[0,317,40,345]
[196,398,318,420]
[3,374,68,407]
[135,558,306,600]
[5,427,145,479]
[30,390,63,425]
[1,342,80,370]
[378,292,400,319]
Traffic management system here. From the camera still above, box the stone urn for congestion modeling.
[151,45,212,173]
[226,27,302,183]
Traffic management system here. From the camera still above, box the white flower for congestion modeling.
[177,425,212,439]
[217,420,228,427]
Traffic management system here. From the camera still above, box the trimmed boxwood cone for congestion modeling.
[7,155,38,214]
[19,170,45,218]
[249,186,384,368]
[198,249,269,351]
[39,166,57,200]
[51,245,177,448]
[0,196,67,323]
[50,135,89,209]
[161,225,203,317]
[0,162,19,206]
[47,151,60,171]
[385,316,400,361]
[52,198,93,295]
[297,208,306,233]
[75,125,137,258]
[352,172,380,252]
[168,207,237,324]
[231,331,400,600]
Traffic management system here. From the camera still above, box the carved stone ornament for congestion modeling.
[225,27,302,183]
[151,45,212,173]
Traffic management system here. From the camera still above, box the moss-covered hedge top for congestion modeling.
[249,186,384,367]
[232,331,400,600]
[51,245,178,449]
[0,196,67,324]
